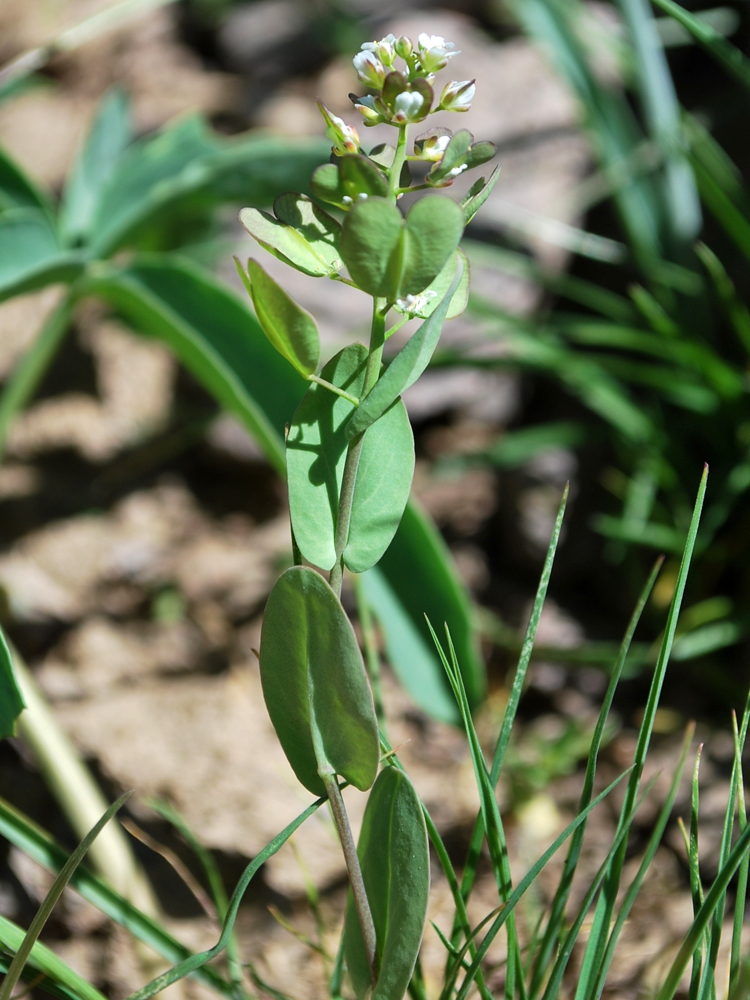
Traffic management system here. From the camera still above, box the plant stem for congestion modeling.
[389,124,409,203]
[322,773,378,985]
[329,300,386,596]
[307,374,360,406]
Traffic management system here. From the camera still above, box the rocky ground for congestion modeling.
[0,2,746,998]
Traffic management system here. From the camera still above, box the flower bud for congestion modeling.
[350,93,384,124]
[395,35,413,60]
[416,33,459,74]
[414,128,452,161]
[317,101,360,156]
[393,92,424,122]
[439,79,476,112]
[353,49,386,89]
[361,33,397,67]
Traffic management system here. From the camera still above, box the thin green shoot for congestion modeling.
[729,700,750,993]
[0,791,131,1000]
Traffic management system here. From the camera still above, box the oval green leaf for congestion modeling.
[311,163,345,209]
[272,193,342,270]
[239,207,332,277]
[286,344,414,573]
[259,566,379,796]
[339,154,389,201]
[398,195,465,298]
[340,198,403,297]
[345,396,414,573]
[429,129,473,184]
[346,256,464,439]
[237,258,320,377]
[344,767,429,1000]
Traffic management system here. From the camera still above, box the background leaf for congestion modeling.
[0,209,84,303]
[344,767,429,1000]
[0,629,24,740]
[60,88,132,247]
[259,566,379,795]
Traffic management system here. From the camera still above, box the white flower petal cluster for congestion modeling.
[360,33,397,67]
[440,79,475,112]
[392,91,424,122]
[419,133,451,161]
[395,290,438,314]
[317,101,360,156]
[417,33,460,74]
[353,50,385,89]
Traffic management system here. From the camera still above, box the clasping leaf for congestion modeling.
[259,566,379,796]
[344,767,430,1000]
[239,207,338,277]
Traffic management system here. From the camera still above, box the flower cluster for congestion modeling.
[343,31,474,130]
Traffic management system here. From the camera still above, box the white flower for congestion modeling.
[317,101,360,156]
[417,33,459,73]
[419,133,451,161]
[392,91,424,122]
[361,33,397,66]
[353,50,385,89]
[446,163,468,178]
[440,79,475,112]
[396,290,438,314]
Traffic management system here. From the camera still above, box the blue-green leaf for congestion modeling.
[0,629,24,739]
[0,209,84,303]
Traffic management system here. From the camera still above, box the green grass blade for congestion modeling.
[650,0,750,90]
[451,486,568,957]
[686,746,706,1000]
[616,0,701,246]
[0,792,131,1000]
[122,796,325,1000]
[0,914,108,1000]
[656,814,750,1000]
[695,242,750,356]
[729,699,750,993]
[147,800,246,996]
[529,556,663,998]
[591,725,695,1000]
[0,796,235,996]
[539,772,662,1000]
[427,622,526,1000]
[0,294,72,463]
[453,768,633,1000]
[575,464,708,1000]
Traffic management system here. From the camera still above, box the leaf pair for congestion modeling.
[258,566,379,796]
[239,192,341,278]
[287,344,414,573]
[311,154,390,209]
[340,195,464,301]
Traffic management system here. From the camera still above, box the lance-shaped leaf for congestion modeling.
[272,193,342,270]
[0,209,85,303]
[344,767,429,1000]
[60,88,132,247]
[259,567,379,796]
[286,344,414,572]
[461,165,500,224]
[340,196,464,300]
[239,207,334,277]
[411,247,470,320]
[346,256,464,439]
[0,147,53,217]
[0,628,24,740]
[236,258,320,377]
[428,129,473,184]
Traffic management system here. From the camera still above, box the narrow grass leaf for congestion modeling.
[123,796,326,1000]
[0,792,131,1000]
[0,625,24,739]
[346,257,464,438]
[454,768,634,1000]
[530,556,664,998]
[344,768,429,1000]
[650,0,750,90]
[575,465,708,1000]
[0,797,235,996]
[0,915,108,1000]
[259,566,379,795]
[729,697,750,993]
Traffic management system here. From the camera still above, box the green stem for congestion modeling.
[0,295,73,464]
[307,374,360,407]
[329,300,386,596]
[322,773,378,985]
[389,124,409,203]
